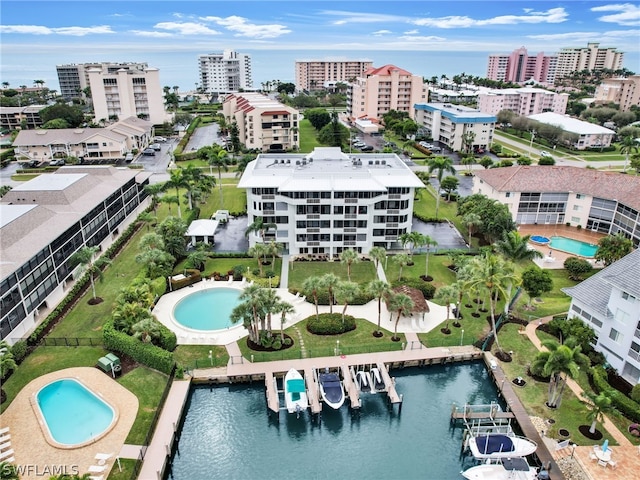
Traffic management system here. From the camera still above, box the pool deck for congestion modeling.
[0,367,138,480]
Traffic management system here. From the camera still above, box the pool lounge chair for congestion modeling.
[0,434,10,443]
[0,449,14,460]
[89,476,104,480]
[88,465,106,473]
[0,427,9,435]
[95,452,113,464]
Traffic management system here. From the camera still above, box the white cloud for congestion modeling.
[154,22,221,36]
[404,29,419,35]
[397,35,446,43]
[591,3,640,26]
[372,30,392,36]
[319,10,408,25]
[199,15,291,39]
[131,30,175,38]
[413,7,568,28]
[0,24,114,36]
[527,29,639,42]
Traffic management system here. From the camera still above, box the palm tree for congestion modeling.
[163,169,189,218]
[265,240,281,267]
[113,302,152,332]
[434,285,458,331]
[427,156,456,219]
[465,253,518,352]
[339,248,360,281]
[393,253,411,281]
[321,273,340,314]
[389,292,414,341]
[137,211,156,231]
[208,148,229,206]
[422,235,438,280]
[70,246,111,303]
[276,300,295,342]
[595,232,634,266]
[368,246,387,270]
[235,154,255,178]
[235,284,264,342]
[531,337,589,408]
[245,217,276,243]
[248,243,268,276]
[494,231,543,263]
[582,390,613,434]
[302,276,323,319]
[185,245,211,272]
[159,195,178,214]
[619,134,639,171]
[461,212,482,248]
[367,279,391,334]
[335,281,360,325]
[132,318,162,344]
[138,232,164,251]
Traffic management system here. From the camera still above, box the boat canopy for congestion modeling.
[287,379,306,393]
[476,435,514,454]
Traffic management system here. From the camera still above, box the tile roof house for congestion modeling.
[473,166,640,246]
[562,249,640,385]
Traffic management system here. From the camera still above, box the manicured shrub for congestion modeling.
[391,278,436,300]
[307,313,356,335]
[564,257,593,281]
[151,276,167,297]
[157,322,177,352]
[631,384,640,403]
[591,365,640,423]
[10,341,28,363]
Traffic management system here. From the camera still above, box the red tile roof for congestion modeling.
[364,64,413,76]
[474,166,640,210]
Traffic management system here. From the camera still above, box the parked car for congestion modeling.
[360,145,374,151]
[353,142,366,148]
[540,150,552,158]
[125,153,134,162]
[142,148,155,156]
[49,158,66,166]
[151,143,161,151]
[154,136,167,143]
[20,160,40,168]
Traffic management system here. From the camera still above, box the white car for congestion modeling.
[151,143,161,151]
[540,151,552,157]
[154,136,167,143]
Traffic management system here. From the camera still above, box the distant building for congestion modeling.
[347,65,426,124]
[472,165,640,245]
[237,147,423,256]
[88,65,168,124]
[528,112,615,149]
[594,75,640,112]
[295,59,373,92]
[414,103,496,152]
[562,249,640,386]
[198,50,253,97]
[12,117,153,163]
[556,42,624,79]
[487,47,557,84]
[0,105,47,131]
[222,93,299,152]
[477,88,568,116]
[56,62,148,101]
[0,166,151,343]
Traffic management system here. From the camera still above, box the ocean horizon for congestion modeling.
[2,48,639,93]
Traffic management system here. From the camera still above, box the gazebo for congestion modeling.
[388,285,430,321]
[185,219,219,247]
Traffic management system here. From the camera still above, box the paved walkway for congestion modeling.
[279,254,290,289]
[525,316,639,479]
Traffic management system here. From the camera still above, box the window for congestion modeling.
[609,328,622,343]
[573,205,583,212]
[576,194,582,199]
[615,308,630,325]
[622,292,636,303]
[505,192,511,198]
[571,216,580,223]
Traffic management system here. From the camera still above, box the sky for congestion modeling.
[1,1,639,91]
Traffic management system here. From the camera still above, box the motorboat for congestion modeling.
[461,458,539,479]
[370,367,386,393]
[468,434,537,459]
[318,369,345,409]
[284,368,308,416]
[355,370,371,394]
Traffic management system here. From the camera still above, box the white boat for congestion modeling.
[468,434,537,459]
[461,458,539,479]
[318,370,345,409]
[369,367,386,393]
[355,370,372,394]
[284,368,308,415]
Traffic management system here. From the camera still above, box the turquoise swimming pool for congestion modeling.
[173,287,242,330]
[550,236,598,257]
[36,378,115,446]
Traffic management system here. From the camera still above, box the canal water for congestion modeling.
[168,361,503,480]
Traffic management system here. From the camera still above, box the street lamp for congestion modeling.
[460,329,465,346]
[208,350,213,366]
[336,340,340,356]
[528,130,536,158]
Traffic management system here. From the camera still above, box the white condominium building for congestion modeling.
[199,50,252,94]
[477,88,569,116]
[222,93,299,152]
[414,103,496,152]
[295,59,373,92]
[556,42,624,79]
[237,147,424,256]
[88,66,168,124]
[56,62,148,100]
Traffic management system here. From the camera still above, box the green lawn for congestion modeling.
[288,259,378,290]
[299,119,322,152]
[383,253,456,288]
[173,344,229,370]
[412,187,471,245]
[238,317,405,362]
[198,185,247,217]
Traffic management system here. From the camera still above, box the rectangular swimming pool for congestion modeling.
[550,236,598,257]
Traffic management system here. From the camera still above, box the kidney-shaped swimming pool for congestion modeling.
[173,287,242,331]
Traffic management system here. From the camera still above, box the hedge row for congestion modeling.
[103,318,174,374]
[591,365,640,423]
[173,116,202,158]
[307,313,357,335]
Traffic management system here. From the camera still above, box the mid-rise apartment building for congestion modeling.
[477,88,568,116]
[556,42,624,79]
[414,103,496,152]
[222,93,299,152]
[56,62,148,100]
[0,105,46,131]
[528,112,615,150]
[88,66,167,124]
[295,59,373,92]
[198,50,253,95]
[472,166,640,245]
[562,249,640,386]
[347,65,425,123]
[487,47,557,84]
[594,75,640,112]
[0,166,151,342]
[237,147,423,256]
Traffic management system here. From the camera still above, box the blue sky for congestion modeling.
[1,1,639,89]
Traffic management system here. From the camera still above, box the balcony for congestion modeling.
[307,199,320,204]
[387,209,400,214]
[344,199,358,204]
[262,194,275,200]
[307,241,320,246]
[307,228,320,233]
[385,236,397,241]
[386,223,399,228]
[388,194,401,199]
[306,214,320,219]
[344,241,356,246]
[629,349,640,363]
[345,214,357,219]
[263,210,275,215]
[344,228,356,233]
